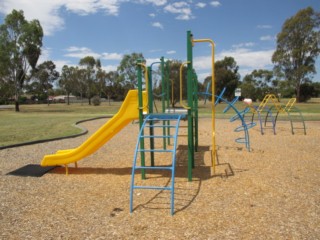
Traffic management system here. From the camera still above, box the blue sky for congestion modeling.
[0,0,319,82]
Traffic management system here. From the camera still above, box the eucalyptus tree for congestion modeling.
[117,53,145,92]
[203,56,240,101]
[215,57,240,101]
[272,7,320,102]
[96,59,107,98]
[0,9,43,111]
[241,69,275,101]
[79,56,97,105]
[153,59,187,108]
[59,65,77,105]
[28,61,59,103]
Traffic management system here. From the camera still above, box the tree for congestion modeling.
[299,83,315,102]
[59,65,76,105]
[312,82,320,97]
[0,9,43,111]
[28,61,59,103]
[79,56,97,105]
[117,53,145,92]
[241,69,275,101]
[272,7,320,102]
[95,59,105,98]
[155,60,188,108]
[204,57,240,101]
[104,71,121,103]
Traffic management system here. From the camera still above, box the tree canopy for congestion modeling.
[272,7,320,102]
[0,9,43,111]
[117,53,145,92]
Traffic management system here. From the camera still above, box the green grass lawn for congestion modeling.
[0,102,122,147]
[1,99,319,147]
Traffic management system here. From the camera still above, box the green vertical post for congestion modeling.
[137,59,146,179]
[147,66,155,166]
[187,30,194,181]
[193,70,199,152]
[160,57,167,150]
[165,60,171,146]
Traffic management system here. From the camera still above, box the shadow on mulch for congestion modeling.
[7,164,57,177]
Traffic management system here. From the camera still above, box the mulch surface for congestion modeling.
[1,118,319,239]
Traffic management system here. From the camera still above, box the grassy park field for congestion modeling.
[1,98,320,147]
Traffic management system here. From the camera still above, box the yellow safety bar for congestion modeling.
[258,94,285,113]
[285,98,296,112]
[192,38,216,173]
[179,61,191,109]
[247,104,258,114]
[137,63,149,110]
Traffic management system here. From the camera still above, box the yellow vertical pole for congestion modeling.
[192,38,216,173]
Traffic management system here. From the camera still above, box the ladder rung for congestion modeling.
[145,125,177,128]
[137,149,174,153]
[140,135,174,139]
[148,114,184,120]
[134,166,173,170]
[133,186,172,191]
[235,138,247,144]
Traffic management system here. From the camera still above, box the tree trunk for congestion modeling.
[15,100,20,112]
[67,92,70,105]
[296,84,301,103]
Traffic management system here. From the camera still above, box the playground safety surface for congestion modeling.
[1,118,319,239]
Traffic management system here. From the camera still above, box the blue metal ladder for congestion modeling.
[130,114,183,215]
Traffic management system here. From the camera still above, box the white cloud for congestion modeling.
[102,64,118,72]
[65,46,123,61]
[151,22,164,29]
[257,25,272,29]
[101,52,122,60]
[232,42,255,48]
[210,1,221,7]
[64,46,122,64]
[64,46,99,59]
[0,0,121,35]
[149,13,156,18]
[143,0,167,6]
[63,0,120,16]
[145,58,162,66]
[195,2,206,8]
[38,47,52,63]
[149,49,162,53]
[0,1,65,35]
[166,50,176,55]
[37,46,73,72]
[218,48,274,69]
[54,60,75,72]
[164,2,193,20]
[260,35,274,41]
[193,48,274,79]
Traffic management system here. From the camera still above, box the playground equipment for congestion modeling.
[40,90,148,174]
[214,87,255,151]
[130,114,183,215]
[41,30,258,214]
[244,94,306,135]
[200,85,255,151]
[130,32,209,214]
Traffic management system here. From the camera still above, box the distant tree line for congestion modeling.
[0,8,319,112]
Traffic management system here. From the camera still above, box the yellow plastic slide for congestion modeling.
[41,90,147,168]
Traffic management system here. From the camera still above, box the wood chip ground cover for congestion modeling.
[0,119,319,239]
